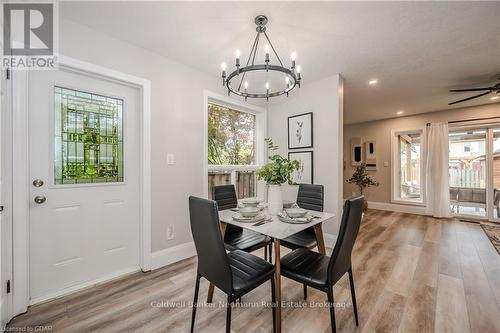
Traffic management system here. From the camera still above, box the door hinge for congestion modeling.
[6,68,10,80]
[6,280,11,294]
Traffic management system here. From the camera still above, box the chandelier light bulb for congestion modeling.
[221,62,227,71]
[244,81,249,89]
[296,65,301,74]
[235,49,241,59]
[266,82,270,90]
[291,52,297,61]
[265,44,270,55]
[285,76,290,85]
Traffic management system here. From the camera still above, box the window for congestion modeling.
[54,87,123,184]
[207,102,261,199]
[392,129,424,204]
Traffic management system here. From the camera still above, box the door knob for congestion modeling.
[32,179,44,187]
[34,196,46,204]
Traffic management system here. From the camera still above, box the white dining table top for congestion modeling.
[218,208,336,240]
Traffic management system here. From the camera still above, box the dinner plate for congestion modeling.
[232,212,266,223]
[277,212,313,224]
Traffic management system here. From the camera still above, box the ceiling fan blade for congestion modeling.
[449,88,492,92]
[448,91,492,105]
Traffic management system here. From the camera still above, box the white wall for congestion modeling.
[60,19,228,253]
[343,103,500,205]
[268,75,344,234]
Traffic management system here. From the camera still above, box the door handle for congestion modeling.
[34,196,46,204]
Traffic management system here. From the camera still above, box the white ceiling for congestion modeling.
[60,1,500,124]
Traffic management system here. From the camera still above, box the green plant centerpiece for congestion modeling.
[346,163,379,211]
[257,138,300,185]
[257,138,300,214]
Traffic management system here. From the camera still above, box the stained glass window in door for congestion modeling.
[54,87,124,184]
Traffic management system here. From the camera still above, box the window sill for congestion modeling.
[391,199,426,207]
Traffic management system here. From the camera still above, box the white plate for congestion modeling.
[277,212,313,224]
[232,212,266,223]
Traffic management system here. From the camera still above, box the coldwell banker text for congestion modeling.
[2,2,58,70]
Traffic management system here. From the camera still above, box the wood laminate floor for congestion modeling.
[8,210,500,332]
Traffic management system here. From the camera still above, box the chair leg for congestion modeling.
[303,284,308,300]
[190,273,201,333]
[265,245,268,261]
[327,287,336,333]
[268,243,273,264]
[271,276,276,333]
[348,268,359,326]
[226,296,232,333]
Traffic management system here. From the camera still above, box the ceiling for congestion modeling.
[60,1,500,124]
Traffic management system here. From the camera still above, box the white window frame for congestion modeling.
[390,127,426,206]
[203,90,267,199]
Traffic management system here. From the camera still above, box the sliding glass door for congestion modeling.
[449,129,487,218]
[492,129,500,221]
[449,126,500,222]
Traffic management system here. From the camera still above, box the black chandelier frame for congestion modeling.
[222,15,301,101]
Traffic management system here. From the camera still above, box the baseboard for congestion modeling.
[323,233,337,248]
[367,201,426,215]
[151,241,197,270]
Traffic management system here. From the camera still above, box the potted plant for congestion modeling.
[257,138,300,214]
[346,163,379,211]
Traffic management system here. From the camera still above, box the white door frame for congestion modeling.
[11,56,151,316]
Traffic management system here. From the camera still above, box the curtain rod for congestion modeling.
[426,115,500,126]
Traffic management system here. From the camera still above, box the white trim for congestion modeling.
[202,90,267,199]
[390,127,427,206]
[368,201,427,215]
[151,242,197,270]
[29,266,140,306]
[11,55,151,316]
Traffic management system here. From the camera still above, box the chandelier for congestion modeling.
[220,15,302,101]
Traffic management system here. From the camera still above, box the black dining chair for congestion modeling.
[280,196,364,333]
[213,185,273,262]
[189,196,276,333]
[280,184,324,251]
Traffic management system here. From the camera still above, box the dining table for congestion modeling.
[206,207,336,333]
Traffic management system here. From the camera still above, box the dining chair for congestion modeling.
[280,196,364,333]
[213,185,273,262]
[280,184,324,251]
[189,196,276,333]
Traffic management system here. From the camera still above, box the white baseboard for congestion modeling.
[367,201,426,215]
[324,233,337,248]
[151,241,197,270]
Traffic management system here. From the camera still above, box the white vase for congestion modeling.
[282,184,299,203]
[267,184,283,215]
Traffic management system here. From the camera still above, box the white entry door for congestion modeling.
[28,68,141,303]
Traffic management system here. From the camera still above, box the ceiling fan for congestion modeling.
[448,78,500,105]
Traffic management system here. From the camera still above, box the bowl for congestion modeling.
[239,206,260,218]
[283,200,296,208]
[240,198,261,207]
[285,208,307,218]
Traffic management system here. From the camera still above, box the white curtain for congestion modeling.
[425,123,451,218]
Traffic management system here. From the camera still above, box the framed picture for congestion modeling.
[288,112,313,149]
[288,151,314,184]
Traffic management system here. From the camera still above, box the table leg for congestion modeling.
[313,223,327,255]
[207,222,227,303]
[274,239,281,333]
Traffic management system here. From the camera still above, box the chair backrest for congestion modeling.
[212,185,242,234]
[327,196,364,285]
[212,185,238,210]
[297,184,324,212]
[189,196,232,294]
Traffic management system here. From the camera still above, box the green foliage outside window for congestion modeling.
[208,103,256,165]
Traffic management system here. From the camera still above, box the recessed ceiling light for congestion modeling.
[396,111,404,115]
[491,96,499,100]
[368,79,378,85]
